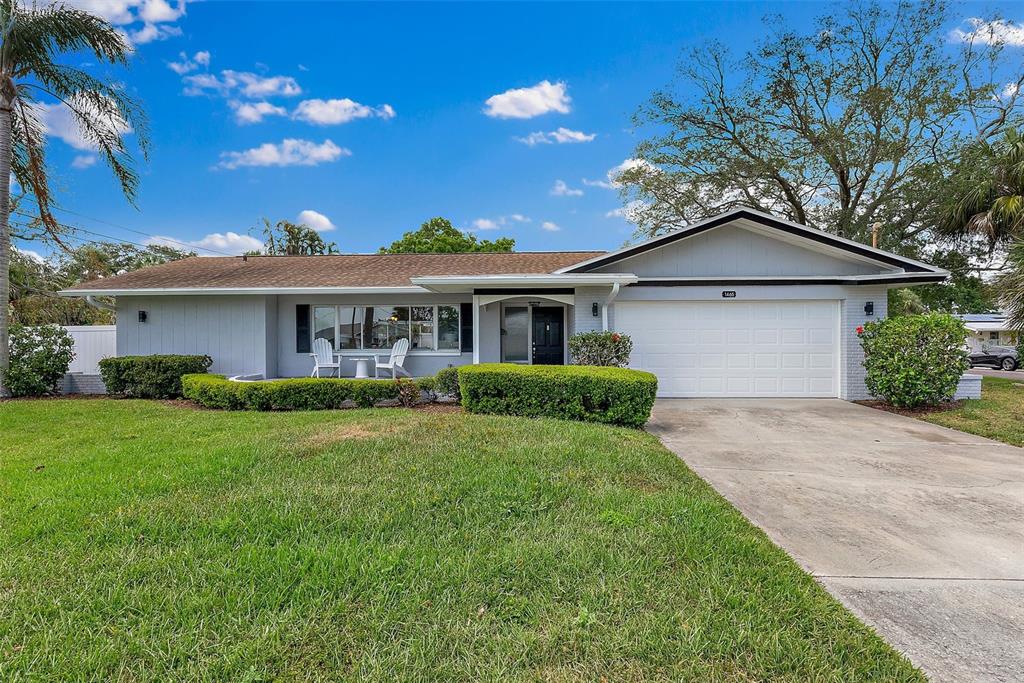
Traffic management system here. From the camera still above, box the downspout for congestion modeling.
[85,295,117,313]
[601,282,620,332]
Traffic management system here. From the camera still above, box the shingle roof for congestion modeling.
[65,252,606,291]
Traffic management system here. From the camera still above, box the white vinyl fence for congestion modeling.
[64,325,116,374]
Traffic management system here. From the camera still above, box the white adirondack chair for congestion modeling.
[310,337,340,378]
[375,338,411,378]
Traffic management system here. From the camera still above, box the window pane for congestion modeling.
[337,306,363,349]
[411,306,435,350]
[437,305,460,350]
[368,306,410,348]
[313,306,336,349]
[503,306,528,362]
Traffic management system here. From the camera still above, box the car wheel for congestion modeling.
[1001,357,1018,371]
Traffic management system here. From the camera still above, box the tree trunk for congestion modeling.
[0,98,12,398]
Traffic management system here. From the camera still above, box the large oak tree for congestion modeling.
[621,0,1023,257]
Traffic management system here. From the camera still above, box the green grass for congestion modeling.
[918,376,1024,447]
[0,399,922,681]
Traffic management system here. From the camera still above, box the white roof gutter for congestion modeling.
[411,273,638,293]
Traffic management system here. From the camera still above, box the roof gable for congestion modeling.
[560,208,940,275]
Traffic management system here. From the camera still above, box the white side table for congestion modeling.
[348,356,373,379]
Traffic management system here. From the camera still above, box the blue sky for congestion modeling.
[25,1,1024,258]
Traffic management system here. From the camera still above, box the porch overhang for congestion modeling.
[409,273,638,294]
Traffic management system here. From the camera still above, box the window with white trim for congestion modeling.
[311,305,460,351]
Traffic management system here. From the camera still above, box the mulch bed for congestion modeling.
[855,400,964,417]
[413,402,463,414]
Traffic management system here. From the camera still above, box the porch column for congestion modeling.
[472,294,481,364]
[601,282,620,332]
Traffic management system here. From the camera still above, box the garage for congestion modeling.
[616,300,839,398]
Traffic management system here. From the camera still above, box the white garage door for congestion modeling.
[616,300,839,398]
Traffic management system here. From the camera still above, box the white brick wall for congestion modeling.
[840,285,887,400]
[572,287,613,335]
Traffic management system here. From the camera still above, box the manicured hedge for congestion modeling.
[181,374,410,410]
[99,355,213,398]
[458,363,657,427]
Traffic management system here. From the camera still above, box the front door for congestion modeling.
[531,307,564,365]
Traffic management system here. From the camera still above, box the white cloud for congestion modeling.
[292,98,396,125]
[472,218,500,231]
[586,158,658,190]
[605,200,647,223]
[71,154,98,169]
[550,179,583,197]
[139,0,184,23]
[63,0,189,45]
[184,70,302,98]
[168,50,210,75]
[216,138,350,170]
[36,100,131,151]
[951,18,1024,46]
[129,20,181,44]
[484,80,571,119]
[468,214,531,231]
[148,231,263,256]
[297,209,335,232]
[1001,82,1021,99]
[541,221,560,232]
[516,127,596,146]
[16,246,45,263]
[230,100,288,124]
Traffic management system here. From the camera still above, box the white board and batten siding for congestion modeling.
[617,300,839,398]
[63,325,116,374]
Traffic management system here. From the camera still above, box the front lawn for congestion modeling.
[0,399,921,681]
[919,377,1024,447]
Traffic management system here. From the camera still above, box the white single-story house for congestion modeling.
[62,208,949,399]
[958,312,1019,353]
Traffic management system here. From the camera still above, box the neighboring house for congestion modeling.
[61,208,947,399]
[958,312,1019,353]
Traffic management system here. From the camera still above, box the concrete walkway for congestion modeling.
[969,367,1024,381]
[648,399,1024,683]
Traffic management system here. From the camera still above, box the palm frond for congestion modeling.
[2,2,131,72]
[996,238,1024,331]
[8,90,68,248]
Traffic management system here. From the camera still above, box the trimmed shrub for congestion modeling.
[3,324,75,397]
[181,374,404,410]
[859,313,969,408]
[100,355,213,399]
[458,363,657,427]
[568,331,633,367]
[435,366,460,398]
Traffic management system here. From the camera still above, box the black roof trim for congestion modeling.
[567,209,930,273]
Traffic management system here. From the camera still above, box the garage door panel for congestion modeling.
[617,300,838,398]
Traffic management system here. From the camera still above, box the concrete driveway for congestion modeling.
[648,399,1024,683]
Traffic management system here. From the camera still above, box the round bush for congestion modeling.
[3,324,75,397]
[434,366,460,397]
[859,313,969,408]
[568,331,633,367]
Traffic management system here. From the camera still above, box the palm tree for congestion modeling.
[941,129,1024,247]
[996,239,1024,332]
[0,0,147,396]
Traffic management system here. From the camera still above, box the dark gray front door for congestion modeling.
[531,307,564,365]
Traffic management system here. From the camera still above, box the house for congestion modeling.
[61,208,948,399]
[958,312,1019,353]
